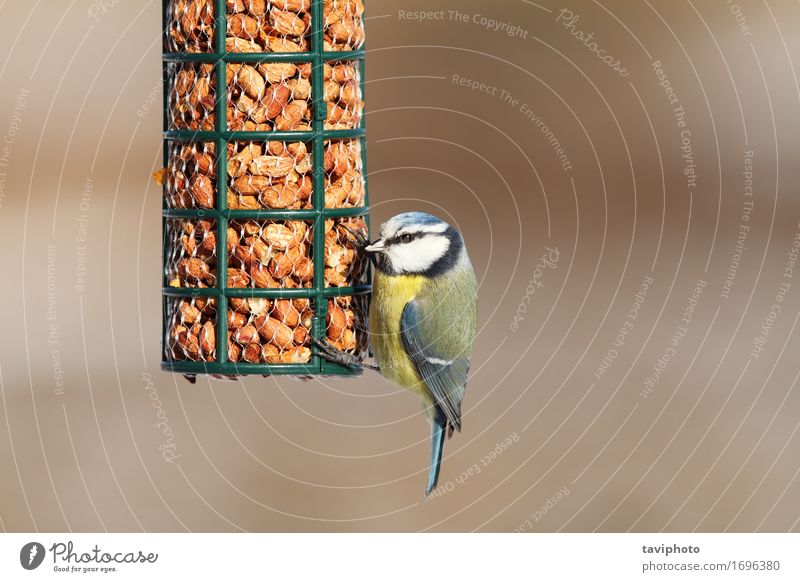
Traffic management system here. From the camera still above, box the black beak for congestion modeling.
[363,239,387,268]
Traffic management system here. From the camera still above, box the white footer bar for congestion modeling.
[1,533,797,580]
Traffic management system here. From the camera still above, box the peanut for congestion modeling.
[190,174,214,208]
[273,299,301,327]
[250,264,277,288]
[276,347,312,364]
[232,174,272,195]
[293,326,310,346]
[199,321,216,357]
[226,37,261,52]
[270,7,307,37]
[227,143,262,178]
[228,13,259,39]
[286,78,311,100]
[261,343,280,363]
[263,223,299,249]
[236,64,266,100]
[263,35,295,53]
[227,336,242,362]
[272,0,310,11]
[327,305,347,340]
[228,267,251,288]
[258,184,299,209]
[228,310,247,329]
[243,343,262,363]
[254,316,294,349]
[233,325,259,345]
[248,155,294,178]
[258,63,297,84]
[275,100,308,131]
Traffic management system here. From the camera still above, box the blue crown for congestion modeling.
[393,212,447,228]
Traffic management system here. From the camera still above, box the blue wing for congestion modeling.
[400,300,470,432]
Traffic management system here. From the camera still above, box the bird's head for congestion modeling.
[365,212,466,277]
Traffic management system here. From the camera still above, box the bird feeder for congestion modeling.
[161,0,370,378]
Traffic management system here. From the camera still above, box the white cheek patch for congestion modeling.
[388,235,450,273]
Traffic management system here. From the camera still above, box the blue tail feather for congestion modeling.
[425,409,448,497]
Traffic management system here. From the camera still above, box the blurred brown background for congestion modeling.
[1,0,800,532]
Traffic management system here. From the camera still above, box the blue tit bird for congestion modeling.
[317,212,478,496]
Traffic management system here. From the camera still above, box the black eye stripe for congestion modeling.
[392,232,422,244]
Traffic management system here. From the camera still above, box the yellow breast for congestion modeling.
[369,272,432,402]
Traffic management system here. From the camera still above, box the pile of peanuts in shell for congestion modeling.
[167,59,363,132]
[166,297,218,363]
[167,0,365,129]
[166,295,365,365]
[225,60,363,132]
[166,0,365,54]
[164,139,365,211]
[167,59,364,132]
[166,216,367,290]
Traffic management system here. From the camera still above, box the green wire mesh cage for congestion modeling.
[161,0,370,378]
